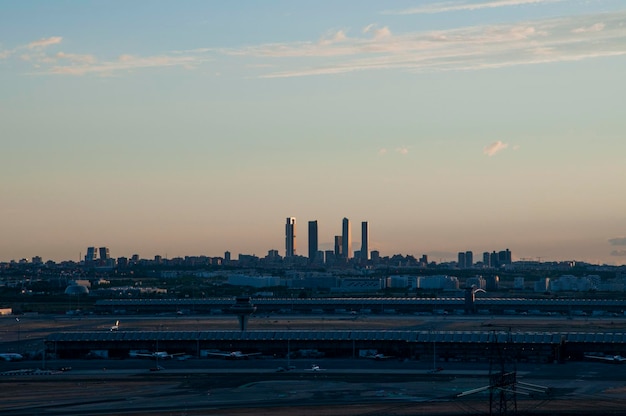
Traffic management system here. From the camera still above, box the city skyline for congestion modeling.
[1,1,626,265]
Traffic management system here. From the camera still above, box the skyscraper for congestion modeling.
[361,221,369,262]
[99,247,110,261]
[285,217,296,257]
[342,217,352,259]
[458,252,466,268]
[85,247,97,265]
[308,220,318,262]
[334,236,343,257]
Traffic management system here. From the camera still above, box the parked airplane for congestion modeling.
[0,353,23,361]
[205,351,262,360]
[130,351,183,360]
[109,320,120,331]
[365,353,394,360]
[584,353,626,363]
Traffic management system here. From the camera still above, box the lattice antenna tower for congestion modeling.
[488,329,518,416]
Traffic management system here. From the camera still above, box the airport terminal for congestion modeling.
[44,296,626,363]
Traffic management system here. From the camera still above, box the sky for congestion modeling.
[1,0,626,265]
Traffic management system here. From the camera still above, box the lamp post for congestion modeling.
[16,317,21,354]
[430,327,437,372]
[433,331,436,372]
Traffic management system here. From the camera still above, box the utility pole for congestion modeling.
[16,318,21,354]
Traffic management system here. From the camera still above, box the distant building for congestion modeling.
[324,250,335,265]
[417,275,459,290]
[342,218,352,259]
[226,274,282,288]
[465,251,473,268]
[266,249,280,262]
[361,221,369,263]
[85,247,97,264]
[285,217,296,257]
[99,247,110,261]
[466,276,486,290]
[386,275,417,289]
[371,250,380,263]
[498,249,512,265]
[534,278,549,292]
[117,257,128,268]
[458,252,466,268]
[334,236,343,257]
[308,221,318,262]
[485,275,500,291]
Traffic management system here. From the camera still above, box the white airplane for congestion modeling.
[365,353,394,360]
[109,320,120,331]
[584,353,626,364]
[205,351,262,360]
[131,351,183,360]
[0,353,23,361]
[305,364,325,372]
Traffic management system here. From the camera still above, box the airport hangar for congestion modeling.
[94,297,626,316]
[45,330,626,364]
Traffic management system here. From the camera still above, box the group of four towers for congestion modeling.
[285,217,369,262]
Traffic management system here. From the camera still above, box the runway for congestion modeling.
[2,357,626,415]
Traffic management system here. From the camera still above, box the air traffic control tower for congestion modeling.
[230,296,257,332]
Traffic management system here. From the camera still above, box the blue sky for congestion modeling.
[1,0,626,264]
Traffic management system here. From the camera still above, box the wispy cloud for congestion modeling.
[378,147,410,156]
[484,141,509,156]
[363,24,392,40]
[611,250,626,257]
[48,53,202,76]
[7,9,626,79]
[572,22,605,33]
[609,237,626,246]
[319,30,348,46]
[239,11,626,78]
[384,0,563,15]
[56,52,96,64]
[27,36,63,49]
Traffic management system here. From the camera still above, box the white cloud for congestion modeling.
[572,23,605,33]
[248,11,626,78]
[363,24,392,40]
[319,30,348,46]
[48,54,202,76]
[385,0,563,15]
[396,147,409,155]
[483,141,509,156]
[27,36,62,49]
[10,9,626,79]
[56,52,96,64]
